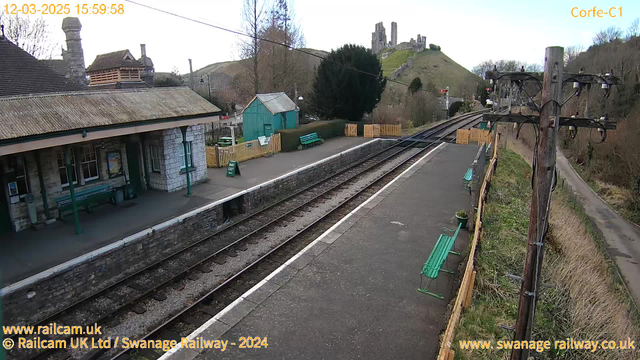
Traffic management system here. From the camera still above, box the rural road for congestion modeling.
[556,149,640,307]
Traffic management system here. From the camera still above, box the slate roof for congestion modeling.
[138,55,154,68]
[86,50,144,72]
[41,59,70,77]
[0,37,83,97]
[0,87,221,142]
[252,92,297,115]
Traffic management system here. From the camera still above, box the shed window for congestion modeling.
[57,149,78,187]
[80,144,99,181]
[178,142,193,169]
[150,145,162,172]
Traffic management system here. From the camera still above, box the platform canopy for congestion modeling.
[0,87,221,155]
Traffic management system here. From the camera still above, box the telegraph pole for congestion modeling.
[510,46,563,360]
[188,59,195,90]
[483,49,618,360]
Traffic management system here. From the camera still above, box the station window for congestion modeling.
[80,144,99,181]
[178,142,193,169]
[150,145,162,172]
[57,149,78,187]
[12,156,29,197]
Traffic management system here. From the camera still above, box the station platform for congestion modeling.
[164,143,479,360]
[0,137,371,286]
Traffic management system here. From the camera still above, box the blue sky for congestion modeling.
[23,0,640,73]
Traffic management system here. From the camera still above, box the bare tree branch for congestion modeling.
[627,18,639,39]
[0,11,57,59]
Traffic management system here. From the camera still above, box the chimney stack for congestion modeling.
[140,44,146,57]
[61,17,88,88]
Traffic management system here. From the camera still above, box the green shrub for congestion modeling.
[277,120,346,152]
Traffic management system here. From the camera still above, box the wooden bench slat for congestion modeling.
[463,168,473,182]
[55,184,114,219]
[299,132,323,147]
[420,223,463,280]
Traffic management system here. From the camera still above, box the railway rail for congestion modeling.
[4,111,485,360]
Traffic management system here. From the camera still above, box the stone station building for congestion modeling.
[0,87,221,233]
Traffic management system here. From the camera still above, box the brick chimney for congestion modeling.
[61,17,88,88]
[138,43,155,86]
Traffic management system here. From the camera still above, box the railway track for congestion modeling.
[5,111,485,360]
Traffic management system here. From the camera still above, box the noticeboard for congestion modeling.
[258,136,271,146]
[226,160,241,177]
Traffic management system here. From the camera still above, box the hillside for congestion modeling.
[157,48,329,106]
[560,36,640,224]
[381,49,482,102]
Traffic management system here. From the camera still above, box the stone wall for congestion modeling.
[0,139,393,326]
[1,202,224,326]
[142,125,207,192]
[243,139,392,213]
[163,126,207,192]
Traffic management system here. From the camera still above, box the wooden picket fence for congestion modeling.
[206,133,281,168]
[364,124,380,138]
[437,132,499,360]
[456,128,492,145]
[456,129,470,144]
[345,124,357,137]
[379,124,402,136]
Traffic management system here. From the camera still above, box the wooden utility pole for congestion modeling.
[510,46,564,360]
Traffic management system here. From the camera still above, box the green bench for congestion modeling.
[298,132,323,149]
[55,184,114,220]
[417,223,463,299]
[463,167,473,190]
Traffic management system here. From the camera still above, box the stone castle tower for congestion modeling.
[371,22,387,54]
[391,22,397,47]
[61,17,88,87]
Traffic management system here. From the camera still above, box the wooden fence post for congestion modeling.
[464,270,477,310]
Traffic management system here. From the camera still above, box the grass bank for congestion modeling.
[566,158,640,226]
[452,148,639,360]
[381,50,413,77]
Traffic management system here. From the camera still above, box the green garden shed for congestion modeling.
[242,92,299,141]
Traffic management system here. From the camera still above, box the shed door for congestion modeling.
[263,124,273,137]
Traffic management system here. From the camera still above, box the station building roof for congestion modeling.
[0,87,221,155]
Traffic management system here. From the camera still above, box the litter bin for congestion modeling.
[115,187,124,204]
[25,193,37,224]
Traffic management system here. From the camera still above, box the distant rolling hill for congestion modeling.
[156,48,329,96]
[156,47,480,107]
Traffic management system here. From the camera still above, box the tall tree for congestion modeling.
[408,77,423,94]
[239,0,266,95]
[627,18,639,39]
[0,11,56,59]
[312,44,386,121]
[260,0,306,94]
[564,45,584,66]
[593,26,622,44]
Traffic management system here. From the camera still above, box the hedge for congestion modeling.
[277,120,346,152]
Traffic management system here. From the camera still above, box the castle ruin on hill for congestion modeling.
[371,21,426,55]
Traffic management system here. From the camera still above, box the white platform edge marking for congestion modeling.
[0,139,386,297]
[158,142,446,360]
